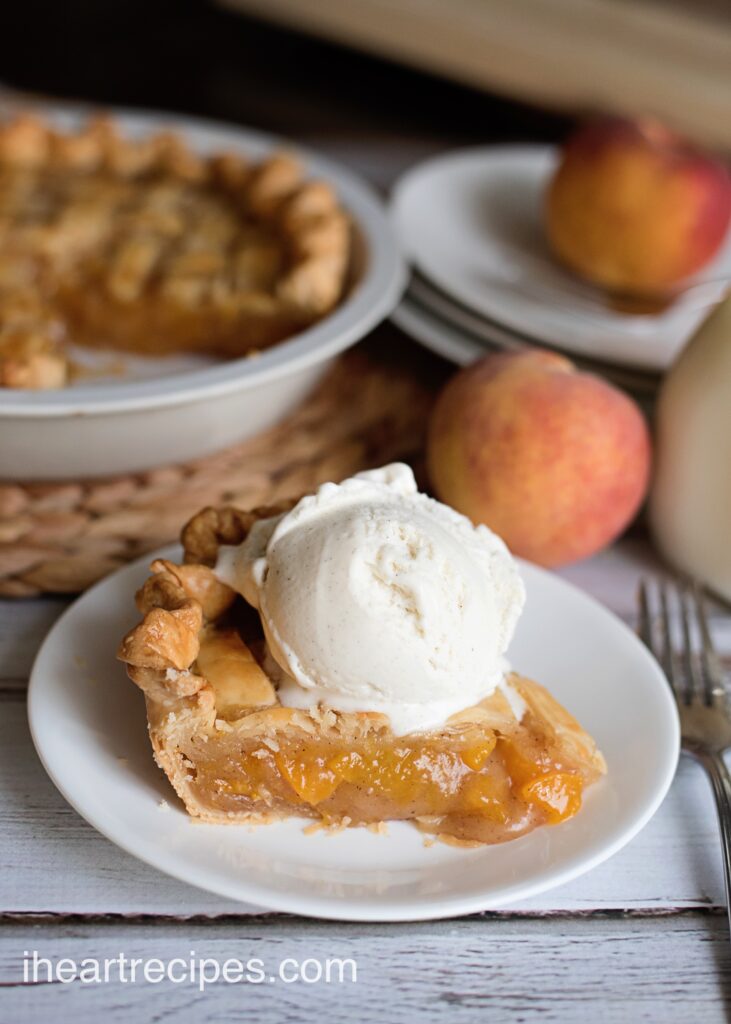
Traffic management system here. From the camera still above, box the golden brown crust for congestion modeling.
[512,678,606,774]
[181,500,296,566]
[0,113,352,389]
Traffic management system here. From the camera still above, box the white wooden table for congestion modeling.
[1,533,730,1022]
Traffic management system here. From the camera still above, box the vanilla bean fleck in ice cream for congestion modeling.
[215,464,525,734]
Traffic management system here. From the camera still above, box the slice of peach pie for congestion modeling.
[118,465,605,845]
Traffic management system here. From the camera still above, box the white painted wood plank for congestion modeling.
[0,597,65,682]
[0,915,728,1023]
[559,536,731,650]
[0,701,723,917]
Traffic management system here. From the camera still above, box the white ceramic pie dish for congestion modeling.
[0,103,406,481]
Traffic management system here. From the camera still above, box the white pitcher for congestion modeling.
[650,296,731,602]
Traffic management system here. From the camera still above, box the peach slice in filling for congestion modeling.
[180,724,589,844]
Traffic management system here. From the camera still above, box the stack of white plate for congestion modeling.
[390,147,731,396]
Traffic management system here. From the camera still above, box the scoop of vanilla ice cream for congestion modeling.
[215,464,525,734]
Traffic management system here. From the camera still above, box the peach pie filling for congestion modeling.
[180,715,588,844]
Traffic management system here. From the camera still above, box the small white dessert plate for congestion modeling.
[391,146,731,372]
[29,545,679,922]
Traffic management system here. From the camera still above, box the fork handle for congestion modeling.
[695,750,731,938]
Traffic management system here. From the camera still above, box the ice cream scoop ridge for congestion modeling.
[215,464,526,734]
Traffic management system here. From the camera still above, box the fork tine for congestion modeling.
[659,581,680,698]
[638,580,653,649]
[693,581,726,706]
[679,581,703,704]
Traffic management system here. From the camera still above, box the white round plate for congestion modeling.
[391,146,731,372]
[0,102,405,480]
[29,544,679,922]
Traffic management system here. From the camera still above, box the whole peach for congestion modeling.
[546,117,731,296]
[427,351,651,567]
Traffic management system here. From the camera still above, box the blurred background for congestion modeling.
[3,0,728,169]
[1,0,729,576]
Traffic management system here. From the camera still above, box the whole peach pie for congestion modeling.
[0,114,351,389]
[117,466,606,845]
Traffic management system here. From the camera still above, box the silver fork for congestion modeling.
[638,578,731,935]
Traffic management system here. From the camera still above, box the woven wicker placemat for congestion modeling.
[0,338,439,597]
